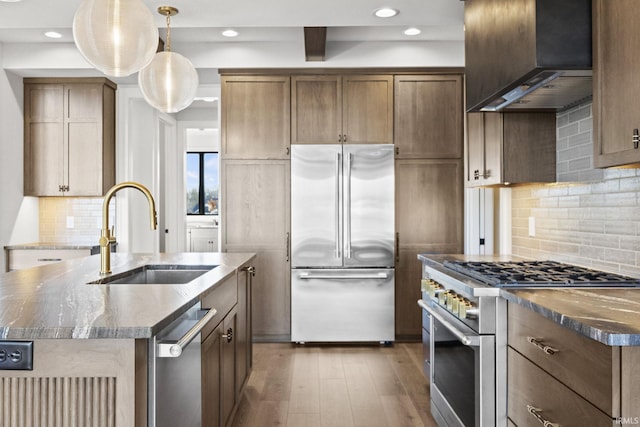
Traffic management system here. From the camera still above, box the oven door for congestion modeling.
[420,300,495,427]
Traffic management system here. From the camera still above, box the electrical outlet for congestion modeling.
[0,341,33,370]
[66,216,74,229]
[528,216,536,237]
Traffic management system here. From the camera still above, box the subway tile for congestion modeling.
[558,122,579,139]
[620,236,640,251]
[567,157,591,172]
[567,103,591,122]
[578,117,593,134]
[577,168,605,183]
[579,245,604,260]
[619,177,640,192]
[604,168,638,180]
[606,221,637,235]
[566,131,591,148]
[604,249,637,266]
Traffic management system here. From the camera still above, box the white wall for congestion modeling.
[0,44,38,272]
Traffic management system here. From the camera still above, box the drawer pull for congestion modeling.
[527,336,558,355]
[527,405,559,427]
[37,258,62,262]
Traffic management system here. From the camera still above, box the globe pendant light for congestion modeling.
[72,0,159,77]
[138,6,199,113]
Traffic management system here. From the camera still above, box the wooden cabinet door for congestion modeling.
[482,112,504,186]
[24,79,115,197]
[394,75,463,158]
[342,75,393,144]
[291,76,341,145]
[221,76,291,159]
[24,84,64,196]
[594,0,640,167]
[221,307,237,427]
[222,160,290,247]
[202,323,223,427]
[395,159,464,337]
[222,160,291,340]
[466,112,486,186]
[65,83,113,196]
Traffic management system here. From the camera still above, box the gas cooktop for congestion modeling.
[443,260,640,288]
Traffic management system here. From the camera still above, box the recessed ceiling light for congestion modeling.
[222,29,239,38]
[374,8,398,18]
[44,31,63,39]
[404,27,421,36]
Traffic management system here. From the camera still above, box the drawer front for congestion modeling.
[508,348,612,427]
[200,273,238,339]
[508,302,618,417]
[8,249,91,271]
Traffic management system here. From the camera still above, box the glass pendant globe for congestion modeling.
[138,51,199,113]
[72,0,159,77]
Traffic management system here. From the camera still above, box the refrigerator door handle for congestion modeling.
[335,152,341,259]
[298,272,389,280]
[345,152,352,259]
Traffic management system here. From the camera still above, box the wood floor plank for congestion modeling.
[381,394,432,427]
[231,343,437,427]
[344,356,388,427]
[319,378,354,427]
[318,348,345,380]
[386,344,435,426]
[289,350,320,414]
[286,413,322,427]
[262,345,295,402]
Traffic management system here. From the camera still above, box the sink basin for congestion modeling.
[89,264,218,285]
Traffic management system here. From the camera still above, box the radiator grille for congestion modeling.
[0,377,116,427]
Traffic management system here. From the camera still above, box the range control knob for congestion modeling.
[459,301,479,319]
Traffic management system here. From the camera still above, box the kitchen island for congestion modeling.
[0,251,256,427]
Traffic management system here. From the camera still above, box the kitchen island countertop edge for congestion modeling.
[0,252,256,340]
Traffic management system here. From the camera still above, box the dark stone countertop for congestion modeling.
[0,252,255,340]
[502,288,640,346]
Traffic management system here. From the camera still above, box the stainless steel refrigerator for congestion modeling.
[291,144,394,343]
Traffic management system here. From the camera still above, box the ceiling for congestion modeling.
[0,0,464,109]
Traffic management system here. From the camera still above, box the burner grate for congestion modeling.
[443,260,640,288]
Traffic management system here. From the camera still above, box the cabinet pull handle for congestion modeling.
[527,336,558,355]
[286,146,290,156]
[37,258,62,262]
[634,129,639,149]
[395,146,399,156]
[343,134,347,142]
[526,405,559,427]
[241,265,256,277]
[338,134,342,143]
[222,327,233,343]
[473,169,480,180]
[285,232,290,262]
[395,232,399,263]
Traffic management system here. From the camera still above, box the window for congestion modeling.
[186,152,219,215]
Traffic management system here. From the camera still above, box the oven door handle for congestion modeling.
[418,299,480,347]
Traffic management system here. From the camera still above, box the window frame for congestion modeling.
[186,151,218,216]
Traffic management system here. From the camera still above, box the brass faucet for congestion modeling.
[100,181,158,275]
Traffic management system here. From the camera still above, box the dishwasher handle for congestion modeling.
[157,308,218,358]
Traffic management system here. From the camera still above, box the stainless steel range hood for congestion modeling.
[464,0,592,112]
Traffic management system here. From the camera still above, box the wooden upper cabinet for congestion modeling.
[291,74,393,145]
[466,112,556,187]
[394,75,463,159]
[221,76,291,159]
[291,76,341,144]
[342,75,393,144]
[593,0,640,167]
[24,78,116,197]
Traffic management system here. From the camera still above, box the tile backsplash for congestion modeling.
[512,102,640,277]
[39,197,115,244]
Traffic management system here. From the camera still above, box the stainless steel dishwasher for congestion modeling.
[148,301,217,427]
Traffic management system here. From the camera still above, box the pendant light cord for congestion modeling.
[166,13,172,52]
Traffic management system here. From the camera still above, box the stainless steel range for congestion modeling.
[417,255,640,427]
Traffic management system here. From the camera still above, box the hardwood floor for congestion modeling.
[231,343,437,427]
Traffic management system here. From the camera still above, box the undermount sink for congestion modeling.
[89,264,218,285]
